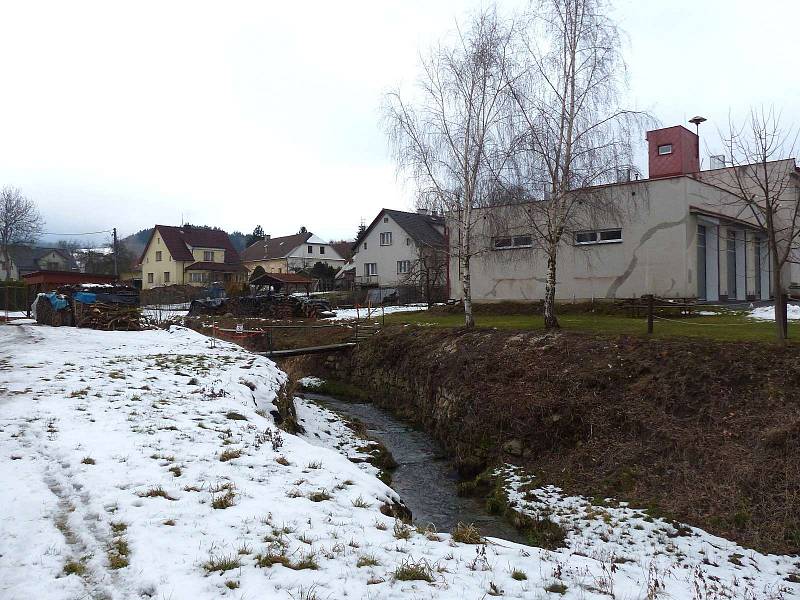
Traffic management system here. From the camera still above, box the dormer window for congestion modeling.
[204,251,214,261]
[658,144,673,156]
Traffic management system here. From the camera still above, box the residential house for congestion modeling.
[348,209,447,293]
[139,225,247,290]
[448,124,799,303]
[241,232,346,276]
[1,245,79,281]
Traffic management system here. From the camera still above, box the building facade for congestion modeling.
[348,209,446,289]
[139,225,247,289]
[448,125,798,303]
[1,245,78,281]
[242,232,345,275]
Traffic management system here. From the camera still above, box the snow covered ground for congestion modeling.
[749,304,800,321]
[326,304,429,321]
[1,323,797,599]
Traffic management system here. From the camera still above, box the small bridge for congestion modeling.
[206,321,381,358]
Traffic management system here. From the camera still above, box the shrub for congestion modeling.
[219,448,242,462]
[393,557,434,582]
[212,489,237,509]
[357,554,380,568]
[203,553,241,574]
[451,522,483,544]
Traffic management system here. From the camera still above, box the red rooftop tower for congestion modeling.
[646,125,699,178]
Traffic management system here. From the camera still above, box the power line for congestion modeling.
[40,229,114,236]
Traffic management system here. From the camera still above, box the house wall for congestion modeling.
[286,239,345,272]
[244,258,289,274]
[1,257,19,280]
[448,176,771,302]
[141,230,188,289]
[191,247,225,263]
[350,214,420,287]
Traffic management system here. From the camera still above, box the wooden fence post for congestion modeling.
[646,294,654,335]
[781,293,789,339]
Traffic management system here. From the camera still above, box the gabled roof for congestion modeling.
[139,225,243,265]
[242,232,313,262]
[7,245,79,272]
[354,209,445,251]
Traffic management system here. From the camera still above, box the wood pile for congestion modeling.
[73,301,142,331]
[188,294,329,320]
[34,295,73,327]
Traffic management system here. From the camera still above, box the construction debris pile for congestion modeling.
[33,285,141,330]
[188,294,332,320]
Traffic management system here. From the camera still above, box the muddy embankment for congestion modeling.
[286,326,800,554]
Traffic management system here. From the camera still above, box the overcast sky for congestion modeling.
[1,0,797,246]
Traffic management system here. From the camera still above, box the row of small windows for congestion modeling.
[575,229,622,245]
[492,229,622,249]
[363,233,411,250]
[152,250,217,262]
[362,261,412,276]
[307,245,326,254]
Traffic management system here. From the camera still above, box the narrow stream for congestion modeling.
[304,392,526,544]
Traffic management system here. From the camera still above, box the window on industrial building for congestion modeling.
[575,229,623,245]
[493,234,533,250]
[364,263,377,276]
[397,260,411,274]
[658,144,673,155]
[380,232,392,246]
[155,251,162,261]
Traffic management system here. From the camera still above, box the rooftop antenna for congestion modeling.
[689,116,707,168]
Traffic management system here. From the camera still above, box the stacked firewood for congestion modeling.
[74,301,142,331]
[188,294,328,320]
[35,295,73,327]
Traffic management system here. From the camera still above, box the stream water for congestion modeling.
[304,392,526,544]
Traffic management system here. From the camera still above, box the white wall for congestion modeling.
[449,176,770,302]
[351,213,420,287]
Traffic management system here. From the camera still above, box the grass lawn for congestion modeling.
[384,309,792,343]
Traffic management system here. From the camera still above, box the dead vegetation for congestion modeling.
[321,325,800,554]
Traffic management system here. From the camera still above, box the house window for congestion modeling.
[493,234,532,250]
[383,217,389,223]
[397,260,411,274]
[658,144,673,155]
[155,251,162,261]
[164,272,170,283]
[147,273,154,283]
[380,232,392,246]
[190,272,208,283]
[364,263,377,276]
[575,229,623,245]
[204,250,214,261]
[319,246,325,254]
[363,242,367,250]
[46,261,59,270]
[406,238,411,246]
[308,245,313,253]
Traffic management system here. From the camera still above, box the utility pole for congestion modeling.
[112,227,119,279]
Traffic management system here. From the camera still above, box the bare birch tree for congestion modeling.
[1,186,43,280]
[707,107,799,343]
[503,0,647,328]
[384,8,514,327]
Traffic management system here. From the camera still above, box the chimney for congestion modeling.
[645,125,699,178]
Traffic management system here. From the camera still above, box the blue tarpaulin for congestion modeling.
[74,292,97,304]
[45,292,68,311]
